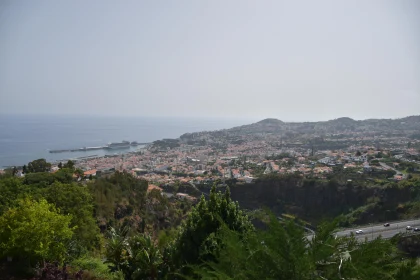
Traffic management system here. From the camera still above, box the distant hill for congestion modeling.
[256,118,285,125]
[234,115,420,134]
[179,115,420,141]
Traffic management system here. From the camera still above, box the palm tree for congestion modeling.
[130,234,163,280]
[105,226,130,272]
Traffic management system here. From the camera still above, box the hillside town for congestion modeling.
[69,120,420,188]
[3,117,420,191]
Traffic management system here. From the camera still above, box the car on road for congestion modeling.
[355,230,364,234]
[384,223,390,227]
[406,226,413,230]
[414,228,420,232]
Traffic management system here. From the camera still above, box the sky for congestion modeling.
[0,0,419,122]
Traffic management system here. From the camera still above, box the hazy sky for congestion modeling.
[0,0,419,121]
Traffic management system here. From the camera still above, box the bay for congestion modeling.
[0,114,253,168]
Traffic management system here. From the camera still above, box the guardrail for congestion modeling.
[345,225,418,235]
[399,231,420,238]
[307,228,420,241]
[336,218,420,232]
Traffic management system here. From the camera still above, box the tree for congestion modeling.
[74,168,84,179]
[386,169,397,178]
[58,162,63,169]
[0,177,25,215]
[172,185,253,266]
[87,172,148,232]
[39,182,100,249]
[371,159,380,166]
[27,158,52,173]
[190,215,419,280]
[0,198,74,263]
[63,160,75,170]
[356,150,361,156]
[105,227,164,280]
[12,166,17,176]
[22,164,27,174]
[127,234,163,279]
[23,169,73,187]
[105,226,130,273]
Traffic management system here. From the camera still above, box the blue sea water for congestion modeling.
[0,115,253,168]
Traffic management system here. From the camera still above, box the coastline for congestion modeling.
[0,115,252,169]
[1,144,151,169]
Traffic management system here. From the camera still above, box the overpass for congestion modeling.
[307,219,420,242]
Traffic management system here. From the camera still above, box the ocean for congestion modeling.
[0,115,253,168]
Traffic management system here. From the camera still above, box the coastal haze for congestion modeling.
[2,1,420,278]
[1,0,419,168]
[0,0,419,121]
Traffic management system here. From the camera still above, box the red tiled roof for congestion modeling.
[84,169,97,175]
[147,184,163,192]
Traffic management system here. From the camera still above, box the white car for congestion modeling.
[406,226,413,230]
[355,230,364,234]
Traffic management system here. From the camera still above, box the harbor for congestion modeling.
[49,146,105,153]
[49,141,151,154]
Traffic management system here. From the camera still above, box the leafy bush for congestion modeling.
[72,256,124,280]
[0,198,74,263]
[172,186,253,267]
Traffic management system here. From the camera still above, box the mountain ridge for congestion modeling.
[179,115,420,141]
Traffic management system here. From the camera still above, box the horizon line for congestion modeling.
[0,113,418,124]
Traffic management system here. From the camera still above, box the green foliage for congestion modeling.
[23,168,74,187]
[399,162,420,173]
[39,182,100,249]
[173,185,253,266]
[127,234,163,279]
[340,202,378,227]
[72,256,124,280]
[53,168,75,183]
[27,158,52,173]
[63,160,75,170]
[105,227,165,279]
[157,228,178,249]
[0,177,27,214]
[0,168,14,179]
[23,172,57,186]
[2,156,420,279]
[0,167,99,254]
[0,198,74,262]
[371,159,380,166]
[89,172,148,223]
[105,226,130,272]
[189,214,419,280]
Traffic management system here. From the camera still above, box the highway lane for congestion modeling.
[307,219,420,242]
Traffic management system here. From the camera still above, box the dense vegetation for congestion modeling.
[227,172,420,226]
[1,159,420,279]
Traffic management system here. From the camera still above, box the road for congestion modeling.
[307,219,420,242]
[379,162,403,176]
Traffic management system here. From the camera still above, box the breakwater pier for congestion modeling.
[49,142,151,154]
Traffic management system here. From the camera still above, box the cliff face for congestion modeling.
[228,176,413,224]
